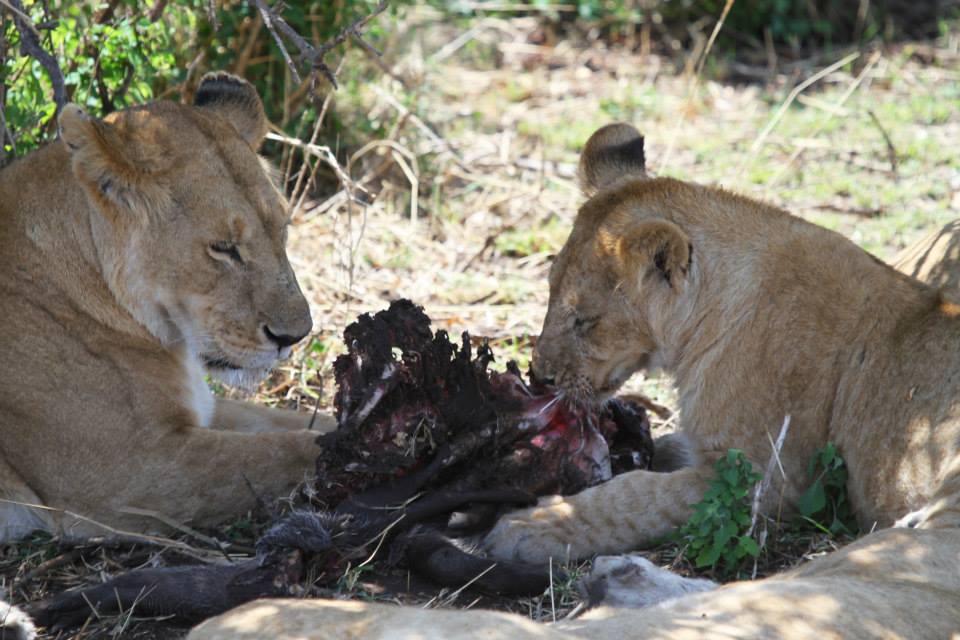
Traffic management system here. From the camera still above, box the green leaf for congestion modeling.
[738,536,760,557]
[798,480,826,517]
[695,545,722,568]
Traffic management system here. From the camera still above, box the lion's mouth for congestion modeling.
[594,355,650,398]
[203,355,244,370]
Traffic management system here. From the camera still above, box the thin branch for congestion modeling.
[352,30,408,87]
[148,0,170,23]
[0,23,9,166]
[251,0,390,90]
[0,89,8,166]
[4,0,67,114]
[95,0,123,24]
[205,0,218,31]
[93,56,135,114]
[266,130,368,199]
[253,0,301,84]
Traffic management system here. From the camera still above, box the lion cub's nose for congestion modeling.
[530,354,555,386]
[263,325,308,349]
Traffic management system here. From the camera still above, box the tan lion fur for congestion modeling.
[186,128,960,640]
[0,73,335,541]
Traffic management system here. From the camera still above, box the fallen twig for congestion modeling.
[371,84,469,170]
[0,498,228,563]
[866,108,899,174]
[747,415,791,579]
[348,138,420,221]
[116,507,236,558]
[767,50,881,187]
[16,550,84,586]
[747,51,861,157]
[747,414,791,539]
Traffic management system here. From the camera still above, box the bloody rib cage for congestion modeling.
[314,299,654,513]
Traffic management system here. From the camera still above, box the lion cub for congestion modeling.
[484,123,960,562]
[0,73,335,541]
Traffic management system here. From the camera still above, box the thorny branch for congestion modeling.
[94,59,135,113]
[251,0,389,90]
[3,0,67,114]
[0,15,9,166]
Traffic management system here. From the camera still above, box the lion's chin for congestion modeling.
[205,364,274,392]
[594,355,649,399]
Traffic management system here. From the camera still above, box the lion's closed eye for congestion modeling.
[208,241,243,264]
[573,315,600,333]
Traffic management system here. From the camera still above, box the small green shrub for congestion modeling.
[675,449,761,577]
[796,442,857,536]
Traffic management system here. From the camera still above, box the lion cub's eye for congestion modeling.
[208,241,243,264]
[573,315,600,333]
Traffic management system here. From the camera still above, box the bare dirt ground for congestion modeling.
[2,8,959,638]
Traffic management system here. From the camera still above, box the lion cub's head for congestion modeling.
[533,124,692,403]
[57,73,311,387]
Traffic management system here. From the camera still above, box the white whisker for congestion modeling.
[537,394,562,416]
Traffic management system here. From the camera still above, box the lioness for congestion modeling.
[186,125,960,638]
[0,73,335,542]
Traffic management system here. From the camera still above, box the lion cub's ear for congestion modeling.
[579,123,647,196]
[601,219,691,289]
[194,72,268,149]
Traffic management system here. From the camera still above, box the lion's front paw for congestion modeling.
[483,496,588,564]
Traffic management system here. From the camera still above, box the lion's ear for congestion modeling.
[578,123,646,196]
[59,103,101,152]
[194,72,268,149]
[58,103,168,218]
[601,219,691,289]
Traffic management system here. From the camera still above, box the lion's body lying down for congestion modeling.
[0,74,334,541]
[189,124,960,639]
[189,527,960,640]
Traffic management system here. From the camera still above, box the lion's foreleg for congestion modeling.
[483,466,713,563]
[84,428,321,533]
[212,397,336,434]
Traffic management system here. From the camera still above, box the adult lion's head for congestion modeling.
[533,124,693,403]
[57,73,311,387]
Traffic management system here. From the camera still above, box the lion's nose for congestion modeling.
[263,325,308,349]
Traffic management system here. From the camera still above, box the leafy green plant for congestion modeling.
[796,442,857,536]
[0,0,401,162]
[675,449,761,577]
